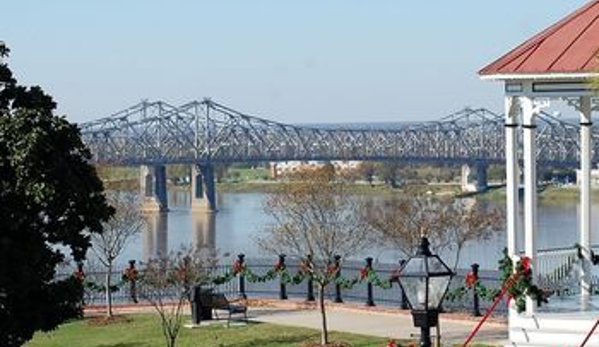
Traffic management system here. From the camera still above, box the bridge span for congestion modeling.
[80,99,588,212]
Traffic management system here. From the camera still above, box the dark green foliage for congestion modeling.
[0,43,113,347]
[498,249,548,313]
[446,249,549,313]
[445,277,500,303]
[211,260,394,289]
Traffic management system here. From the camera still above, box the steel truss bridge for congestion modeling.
[80,99,590,167]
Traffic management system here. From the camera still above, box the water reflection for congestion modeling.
[141,209,218,262]
[142,212,168,260]
[117,189,596,270]
[191,212,216,258]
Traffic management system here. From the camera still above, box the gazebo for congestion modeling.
[480,1,599,346]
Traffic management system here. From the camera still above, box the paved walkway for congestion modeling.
[248,306,508,345]
[92,302,508,345]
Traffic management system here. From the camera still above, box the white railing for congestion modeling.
[536,246,580,295]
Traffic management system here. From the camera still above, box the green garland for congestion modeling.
[363,269,394,289]
[211,261,396,290]
[445,277,499,302]
[83,280,123,294]
[499,249,548,313]
[80,261,398,296]
[79,252,552,313]
[446,249,549,313]
[211,270,236,285]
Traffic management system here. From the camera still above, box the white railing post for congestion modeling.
[580,95,592,307]
[521,96,538,316]
[505,96,519,260]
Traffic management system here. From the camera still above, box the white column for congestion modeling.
[521,96,537,315]
[505,97,519,259]
[579,96,592,305]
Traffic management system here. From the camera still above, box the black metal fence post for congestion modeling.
[306,254,315,302]
[238,254,247,299]
[399,259,409,309]
[365,257,375,307]
[334,255,343,303]
[279,254,288,300]
[471,263,481,317]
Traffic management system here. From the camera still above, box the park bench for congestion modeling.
[201,293,248,327]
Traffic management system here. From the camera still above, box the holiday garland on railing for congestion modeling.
[498,249,548,313]
[211,258,398,289]
[446,249,549,313]
[445,271,499,302]
[78,257,400,295]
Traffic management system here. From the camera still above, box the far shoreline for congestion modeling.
[100,178,593,205]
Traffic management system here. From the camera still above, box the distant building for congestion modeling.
[576,168,599,186]
[270,160,361,179]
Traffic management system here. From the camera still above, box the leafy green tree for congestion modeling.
[0,43,113,347]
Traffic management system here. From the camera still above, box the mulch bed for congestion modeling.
[86,314,133,326]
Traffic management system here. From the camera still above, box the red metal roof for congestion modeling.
[480,1,599,76]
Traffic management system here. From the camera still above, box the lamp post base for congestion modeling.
[419,326,432,347]
[411,310,439,347]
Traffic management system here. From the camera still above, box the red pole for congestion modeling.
[461,275,518,347]
[579,319,599,347]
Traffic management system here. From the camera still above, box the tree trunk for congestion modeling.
[168,332,177,347]
[453,245,463,271]
[319,284,329,345]
[105,262,113,317]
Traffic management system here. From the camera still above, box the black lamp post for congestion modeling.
[397,237,454,347]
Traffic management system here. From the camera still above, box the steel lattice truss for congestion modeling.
[80,99,590,167]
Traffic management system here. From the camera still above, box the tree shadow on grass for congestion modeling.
[227,334,316,347]
[199,321,325,347]
[224,323,318,347]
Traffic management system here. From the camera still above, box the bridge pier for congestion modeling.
[460,163,489,193]
[475,162,489,191]
[140,165,168,212]
[191,164,217,213]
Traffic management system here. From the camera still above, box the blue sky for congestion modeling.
[1,0,590,124]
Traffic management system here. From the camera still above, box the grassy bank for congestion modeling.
[100,176,597,205]
[480,185,599,204]
[217,180,462,196]
[101,177,463,197]
[25,314,389,347]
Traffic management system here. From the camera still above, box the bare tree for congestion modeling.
[363,195,453,256]
[259,168,370,346]
[444,199,505,269]
[90,192,145,317]
[138,247,215,347]
[364,195,504,269]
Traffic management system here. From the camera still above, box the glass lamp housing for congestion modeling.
[397,237,454,312]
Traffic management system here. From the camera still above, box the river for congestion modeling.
[109,190,591,271]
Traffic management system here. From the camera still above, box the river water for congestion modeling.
[112,190,593,271]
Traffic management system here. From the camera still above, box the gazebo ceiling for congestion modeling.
[480,0,599,78]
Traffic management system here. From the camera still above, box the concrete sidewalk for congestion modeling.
[248,307,508,345]
[90,301,508,345]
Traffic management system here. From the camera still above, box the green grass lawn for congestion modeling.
[25,314,390,347]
